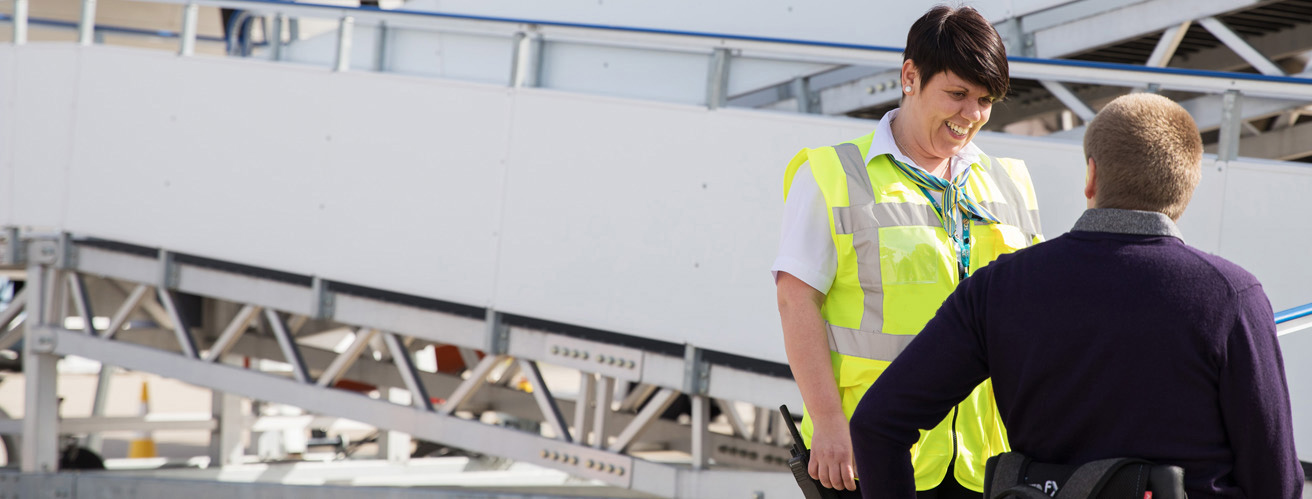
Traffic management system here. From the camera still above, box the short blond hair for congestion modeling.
[1084,93,1203,220]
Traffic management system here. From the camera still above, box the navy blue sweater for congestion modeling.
[850,209,1302,498]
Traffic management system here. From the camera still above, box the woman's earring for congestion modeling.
[904,85,913,94]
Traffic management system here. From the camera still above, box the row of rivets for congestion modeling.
[717,445,760,461]
[546,345,637,370]
[597,355,636,369]
[549,345,591,360]
[585,459,626,476]
[762,455,791,466]
[540,449,626,476]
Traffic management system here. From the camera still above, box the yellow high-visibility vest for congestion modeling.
[783,131,1042,492]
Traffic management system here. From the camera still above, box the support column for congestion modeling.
[21,259,58,472]
[210,357,246,466]
[378,387,412,463]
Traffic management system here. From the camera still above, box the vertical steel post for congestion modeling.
[705,48,730,109]
[790,77,812,114]
[379,387,412,463]
[179,3,199,57]
[270,14,285,62]
[211,385,245,466]
[592,375,613,449]
[374,21,389,72]
[690,395,709,469]
[509,31,542,88]
[85,365,114,453]
[13,0,29,45]
[1218,90,1243,162]
[21,258,58,472]
[78,0,98,46]
[334,16,354,72]
[573,374,596,445]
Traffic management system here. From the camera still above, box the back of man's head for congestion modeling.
[1084,94,1203,220]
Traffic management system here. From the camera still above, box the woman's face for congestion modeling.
[900,62,997,164]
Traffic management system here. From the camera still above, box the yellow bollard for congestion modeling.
[126,381,157,458]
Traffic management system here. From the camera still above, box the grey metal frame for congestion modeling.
[0,231,799,497]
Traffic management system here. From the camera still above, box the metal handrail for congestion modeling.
[1276,303,1312,324]
[0,12,225,43]
[117,0,1312,100]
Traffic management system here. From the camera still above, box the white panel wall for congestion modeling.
[3,44,1311,365]
[9,45,79,229]
[0,46,13,226]
[60,47,512,307]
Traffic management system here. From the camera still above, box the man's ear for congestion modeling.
[1085,157,1097,206]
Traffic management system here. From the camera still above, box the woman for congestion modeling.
[773,6,1042,498]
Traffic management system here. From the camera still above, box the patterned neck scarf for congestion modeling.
[889,156,1000,278]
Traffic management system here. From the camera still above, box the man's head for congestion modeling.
[1083,93,1203,221]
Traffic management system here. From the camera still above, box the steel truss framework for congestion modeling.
[0,229,800,497]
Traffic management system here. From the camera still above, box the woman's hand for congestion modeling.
[808,411,858,491]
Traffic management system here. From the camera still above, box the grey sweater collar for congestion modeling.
[1072,208,1183,240]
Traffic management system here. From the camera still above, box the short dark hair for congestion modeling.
[904,5,1010,99]
[1084,93,1203,220]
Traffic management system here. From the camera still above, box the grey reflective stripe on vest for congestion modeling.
[827,324,917,362]
[983,157,1043,238]
[832,143,886,357]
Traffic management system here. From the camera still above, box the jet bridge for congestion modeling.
[1,0,1311,497]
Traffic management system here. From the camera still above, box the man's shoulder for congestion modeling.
[1176,243,1263,293]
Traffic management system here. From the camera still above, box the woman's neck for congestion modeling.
[891,115,951,179]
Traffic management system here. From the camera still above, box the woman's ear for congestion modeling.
[901,60,918,94]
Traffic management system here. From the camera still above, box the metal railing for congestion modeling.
[1277,302,1312,337]
[8,0,1312,156]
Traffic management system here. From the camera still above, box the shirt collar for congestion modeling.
[867,108,984,179]
[1071,208,1184,240]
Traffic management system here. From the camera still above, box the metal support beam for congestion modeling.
[203,304,260,362]
[706,48,731,109]
[1198,17,1284,77]
[1038,80,1096,122]
[790,77,813,114]
[1146,21,1190,67]
[108,280,172,330]
[608,387,678,453]
[266,309,310,384]
[383,332,433,412]
[21,263,57,472]
[85,364,114,453]
[315,328,377,387]
[716,399,750,439]
[374,21,390,72]
[574,373,596,445]
[77,0,97,46]
[592,375,614,449]
[752,406,771,443]
[211,379,245,466]
[690,395,709,469]
[158,289,199,358]
[1218,90,1243,162]
[66,273,97,335]
[509,31,543,88]
[13,0,29,45]
[0,290,26,331]
[102,284,149,340]
[520,359,572,442]
[179,2,199,56]
[1206,118,1312,161]
[270,13,285,62]
[334,16,354,72]
[439,354,502,415]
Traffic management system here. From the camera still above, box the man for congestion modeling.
[774,7,1042,497]
[849,93,1303,498]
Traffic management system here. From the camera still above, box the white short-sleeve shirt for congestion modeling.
[771,108,985,294]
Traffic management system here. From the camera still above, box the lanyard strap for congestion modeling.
[891,156,997,280]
